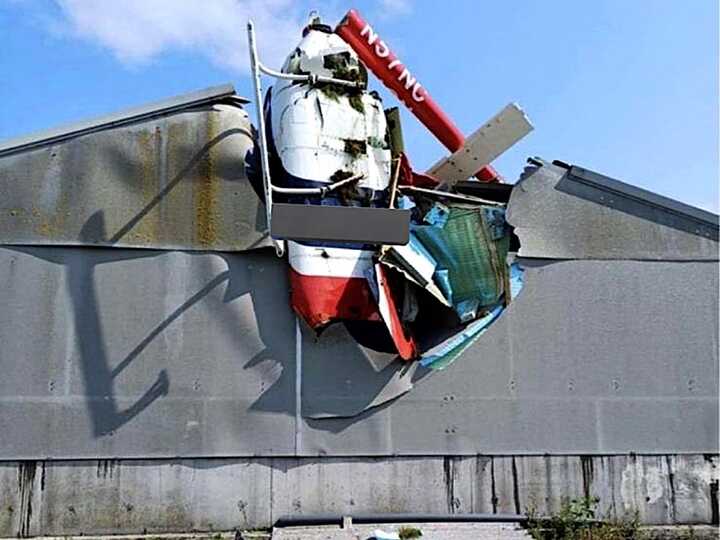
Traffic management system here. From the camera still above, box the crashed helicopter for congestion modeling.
[246,9,533,368]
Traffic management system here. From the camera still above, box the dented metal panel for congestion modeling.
[507,161,719,260]
[0,102,270,251]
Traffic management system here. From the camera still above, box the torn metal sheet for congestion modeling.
[373,263,418,360]
[420,263,524,370]
[378,235,451,307]
[507,160,719,260]
[426,103,534,185]
[0,101,270,251]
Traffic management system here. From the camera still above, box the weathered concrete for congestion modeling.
[271,522,533,540]
[0,455,717,537]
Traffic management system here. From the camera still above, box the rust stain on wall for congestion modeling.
[118,128,160,246]
[194,112,220,247]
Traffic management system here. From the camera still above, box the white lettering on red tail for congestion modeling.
[398,68,417,91]
[360,24,378,46]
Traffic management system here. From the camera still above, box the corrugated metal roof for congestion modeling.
[0,83,247,157]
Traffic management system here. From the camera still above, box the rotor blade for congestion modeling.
[426,103,533,185]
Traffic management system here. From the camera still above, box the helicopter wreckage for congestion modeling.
[245,9,533,368]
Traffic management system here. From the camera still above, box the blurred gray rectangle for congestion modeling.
[271,204,411,245]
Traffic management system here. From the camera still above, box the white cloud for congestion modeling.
[53,0,305,73]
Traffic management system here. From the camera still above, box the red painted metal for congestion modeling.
[289,266,417,360]
[335,9,499,182]
[289,269,380,329]
[376,264,417,361]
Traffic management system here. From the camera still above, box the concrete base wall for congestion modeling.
[1,455,717,537]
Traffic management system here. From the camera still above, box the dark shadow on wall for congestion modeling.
[220,251,297,417]
[11,212,169,437]
[106,125,254,245]
[70,213,170,436]
[10,227,420,440]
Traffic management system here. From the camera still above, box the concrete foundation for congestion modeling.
[1,455,717,537]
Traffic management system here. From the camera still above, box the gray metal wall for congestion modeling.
[1,88,718,534]
[0,102,269,252]
[1,246,717,458]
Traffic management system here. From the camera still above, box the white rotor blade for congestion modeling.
[426,103,533,185]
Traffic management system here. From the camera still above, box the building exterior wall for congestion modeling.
[1,91,718,536]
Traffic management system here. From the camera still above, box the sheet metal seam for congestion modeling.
[295,316,303,454]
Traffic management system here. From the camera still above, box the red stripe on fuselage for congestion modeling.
[289,268,381,329]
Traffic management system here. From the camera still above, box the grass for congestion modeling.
[398,525,423,539]
[526,496,641,540]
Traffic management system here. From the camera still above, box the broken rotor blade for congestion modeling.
[426,103,533,186]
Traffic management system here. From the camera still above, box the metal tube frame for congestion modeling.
[271,172,363,195]
[257,63,363,89]
[398,185,503,206]
[247,20,284,256]
[247,21,366,257]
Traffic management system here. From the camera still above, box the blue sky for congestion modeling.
[1,0,717,211]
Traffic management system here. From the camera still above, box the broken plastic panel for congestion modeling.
[420,263,524,370]
[412,202,511,320]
